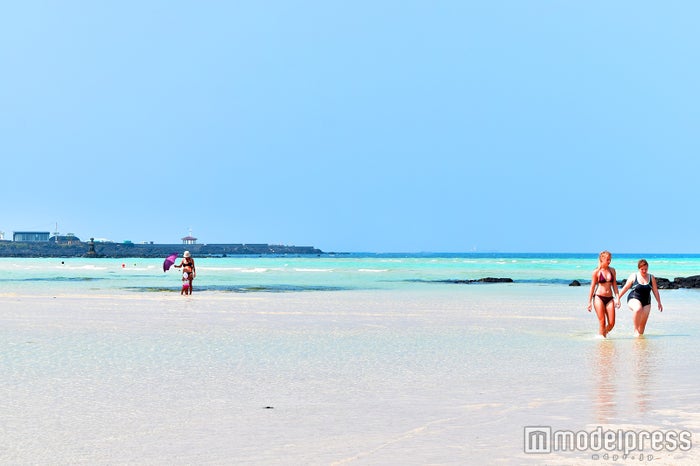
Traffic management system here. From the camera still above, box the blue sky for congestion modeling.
[2,1,698,253]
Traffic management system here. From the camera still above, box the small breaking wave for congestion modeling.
[123,284,349,293]
[0,277,107,282]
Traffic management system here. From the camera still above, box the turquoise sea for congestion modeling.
[1,253,698,464]
[2,252,699,294]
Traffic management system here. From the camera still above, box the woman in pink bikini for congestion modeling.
[587,250,621,337]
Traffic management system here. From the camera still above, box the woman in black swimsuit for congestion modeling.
[618,259,663,336]
[587,250,620,337]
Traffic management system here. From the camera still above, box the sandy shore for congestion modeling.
[1,289,698,465]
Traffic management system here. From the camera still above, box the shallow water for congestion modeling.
[1,255,698,464]
[1,253,698,295]
[1,284,698,464]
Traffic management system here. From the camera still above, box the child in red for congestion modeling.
[181,271,190,295]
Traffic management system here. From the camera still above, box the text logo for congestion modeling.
[524,426,551,454]
[523,426,692,456]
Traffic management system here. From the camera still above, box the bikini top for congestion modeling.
[598,269,612,283]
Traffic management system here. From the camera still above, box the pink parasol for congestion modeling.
[163,253,178,272]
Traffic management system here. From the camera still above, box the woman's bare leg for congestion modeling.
[628,298,644,336]
[604,300,616,335]
[594,296,608,337]
[633,305,652,336]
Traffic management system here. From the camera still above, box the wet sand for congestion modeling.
[1,289,698,464]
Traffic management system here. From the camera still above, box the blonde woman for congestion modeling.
[618,259,663,336]
[587,251,620,337]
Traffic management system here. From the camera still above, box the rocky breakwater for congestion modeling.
[0,240,323,258]
[655,276,700,289]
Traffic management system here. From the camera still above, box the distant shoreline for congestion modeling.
[0,241,323,258]
[1,243,699,260]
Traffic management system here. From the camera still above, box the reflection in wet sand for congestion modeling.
[593,339,617,423]
[590,336,660,425]
[632,336,656,415]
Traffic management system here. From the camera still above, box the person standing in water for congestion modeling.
[587,250,620,337]
[618,259,663,337]
[174,251,196,295]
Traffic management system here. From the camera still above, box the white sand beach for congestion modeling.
[1,287,698,465]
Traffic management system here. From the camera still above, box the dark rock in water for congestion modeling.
[674,275,700,289]
[575,276,700,290]
[437,278,513,284]
[656,277,678,289]
[477,277,513,283]
[642,276,700,289]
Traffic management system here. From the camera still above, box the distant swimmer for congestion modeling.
[618,259,663,337]
[587,250,620,337]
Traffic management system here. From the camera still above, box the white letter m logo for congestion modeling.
[524,426,551,454]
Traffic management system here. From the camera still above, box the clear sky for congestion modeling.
[2,1,698,253]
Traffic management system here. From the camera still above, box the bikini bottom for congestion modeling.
[595,295,614,306]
